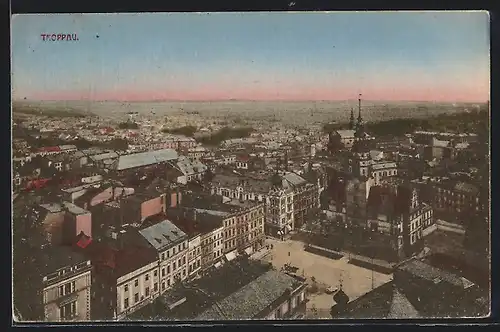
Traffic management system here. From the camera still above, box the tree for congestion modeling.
[203,168,214,183]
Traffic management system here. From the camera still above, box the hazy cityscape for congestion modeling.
[12,11,490,323]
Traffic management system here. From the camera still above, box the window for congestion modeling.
[145,274,149,281]
[124,298,129,309]
[178,258,181,266]
[173,262,176,270]
[161,253,165,260]
[182,269,186,277]
[134,293,139,303]
[162,282,165,290]
[162,268,165,277]
[60,301,77,319]
[167,250,170,258]
[124,284,129,292]
[173,247,176,255]
[59,281,76,296]
[154,270,158,277]
[182,256,186,265]
[178,244,181,252]
[134,279,139,287]
[167,265,171,274]
[145,287,150,297]
[167,278,171,286]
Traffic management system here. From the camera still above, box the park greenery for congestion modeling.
[198,126,255,146]
[13,106,90,118]
[323,110,489,138]
[161,126,197,137]
[118,121,139,130]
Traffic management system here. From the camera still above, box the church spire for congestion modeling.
[349,108,355,130]
[357,93,363,126]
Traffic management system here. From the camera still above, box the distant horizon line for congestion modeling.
[13,98,490,104]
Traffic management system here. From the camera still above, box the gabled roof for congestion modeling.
[195,269,301,320]
[397,258,475,289]
[113,149,178,171]
[283,172,308,187]
[176,156,208,176]
[386,288,421,319]
[336,130,356,138]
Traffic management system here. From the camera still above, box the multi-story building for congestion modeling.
[128,259,308,320]
[135,220,189,293]
[167,208,225,271]
[385,184,435,259]
[200,221,224,270]
[283,172,319,229]
[347,145,398,185]
[13,244,92,322]
[430,180,481,221]
[220,201,265,256]
[89,236,159,320]
[210,172,317,238]
[187,234,202,278]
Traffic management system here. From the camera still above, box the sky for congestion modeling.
[11,12,490,102]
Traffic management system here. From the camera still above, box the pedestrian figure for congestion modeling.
[288,251,291,257]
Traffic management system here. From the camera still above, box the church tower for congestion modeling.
[355,93,364,136]
[349,108,355,130]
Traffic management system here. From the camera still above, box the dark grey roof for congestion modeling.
[139,220,187,251]
[397,259,475,289]
[283,172,307,186]
[194,269,300,320]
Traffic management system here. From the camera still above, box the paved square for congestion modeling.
[259,238,393,318]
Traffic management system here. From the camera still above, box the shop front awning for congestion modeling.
[244,247,253,255]
[225,250,237,262]
[214,261,222,268]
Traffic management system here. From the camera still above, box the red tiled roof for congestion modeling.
[76,232,93,249]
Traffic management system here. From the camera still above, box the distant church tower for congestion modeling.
[355,93,364,132]
[349,108,355,130]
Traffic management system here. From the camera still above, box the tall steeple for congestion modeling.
[357,93,363,126]
[349,108,355,130]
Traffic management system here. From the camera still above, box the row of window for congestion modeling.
[188,259,201,273]
[59,281,76,297]
[161,257,186,277]
[160,242,188,261]
[60,300,77,320]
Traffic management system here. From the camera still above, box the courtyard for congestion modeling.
[258,238,393,319]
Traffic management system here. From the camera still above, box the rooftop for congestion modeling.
[130,258,296,320]
[62,201,90,215]
[397,258,475,289]
[14,242,90,280]
[195,269,302,320]
[113,149,178,171]
[139,219,187,251]
[333,282,421,319]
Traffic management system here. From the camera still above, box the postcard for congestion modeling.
[11,11,490,323]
